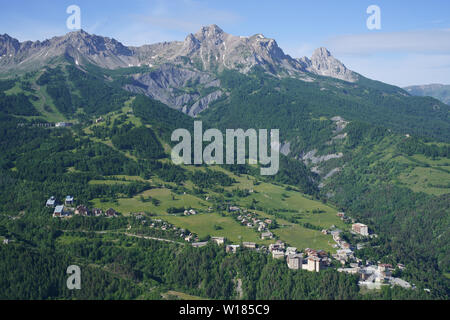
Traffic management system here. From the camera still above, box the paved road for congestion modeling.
[124,233,185,245]
[62,229,185,245]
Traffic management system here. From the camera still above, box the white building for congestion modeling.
[211,237,225,245]
[272,250,285,259]
[303,256,321,272]
[46,196,56,208]
[242,242,256,249]
[261,231,273,240]
[226,244,240,253]
[352,223,369,236]
[285,247,297,255]
[192,242,208,248]
[287,254,303,270]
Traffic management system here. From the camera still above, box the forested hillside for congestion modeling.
[0,58,448,300]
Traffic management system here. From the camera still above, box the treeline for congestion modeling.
[111,125,165,160]
[190,168,235,189]
[132,95,194,142]
[66,65,131,115]
[0,92,38,116]
[397,136,449,158]
[266,155,319,196]
[0,244,143,300]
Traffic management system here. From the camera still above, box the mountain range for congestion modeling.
[404,83,450,105]
[1,24,449,138]
[0,25,366,117]
[0,25,358,82]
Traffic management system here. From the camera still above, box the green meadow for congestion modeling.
[163,212,271,244]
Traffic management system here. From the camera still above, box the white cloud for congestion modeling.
[134,0,240,34]
[110,0,242,46]
[282,43,317,59]
[325,29,450,55]
[342,53,450,87]
[321,29,450,86]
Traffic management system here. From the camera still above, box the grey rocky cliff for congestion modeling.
[297,48,358,82]
[123,63,222,115]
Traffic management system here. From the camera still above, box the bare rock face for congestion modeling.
[188,90,223,117]
[123,63,223,115]
[280,142,291,156]
[299,48,358,82]
[0,34,20,57]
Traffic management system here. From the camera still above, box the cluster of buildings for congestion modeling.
[143,217,192,240]
[338,262,412,289]
[321,218,370,265]
[275,245,331,272]
[148,207,412,289]
[331,212,411,290]
[223,239,331,273]
[129,214,200,243]
[184,233,200,243]
[46,196,117,218]
[233,208,274,239]
[189,236,226,248]
[329,228,357,265]
[130,206,414,291]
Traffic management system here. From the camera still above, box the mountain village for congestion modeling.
[44,194,413,291]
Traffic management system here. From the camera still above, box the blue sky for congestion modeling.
[1,0,450,86]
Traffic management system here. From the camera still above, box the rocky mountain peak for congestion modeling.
[312,47,331,58]
[194,24,225,40]
[57,30,132,55]
[0,34,20,56]
[305,47,358,82]
[0,33,15,41]
[65,29,89,38]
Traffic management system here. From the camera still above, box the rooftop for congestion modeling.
[54,205,64,213]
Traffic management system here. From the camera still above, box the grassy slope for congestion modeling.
[8,64,446,252]
[315,126,450,196]
[77,103,345,251]
[88,166,345,251]
[3,71,67,122]
[369,137,450,196]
